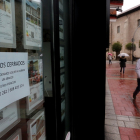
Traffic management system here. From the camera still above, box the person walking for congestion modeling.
[108,54,112,64]
[133,59,140,100]
[119,56,126,74]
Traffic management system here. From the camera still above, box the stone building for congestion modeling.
[109,4,140,60]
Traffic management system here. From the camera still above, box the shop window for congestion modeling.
[0,0,51,139]
[117,26,120,33]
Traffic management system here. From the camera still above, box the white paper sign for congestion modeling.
[0,52,30,110]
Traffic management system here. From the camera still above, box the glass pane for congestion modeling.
[59,0,71,139]
[0,0,52,139]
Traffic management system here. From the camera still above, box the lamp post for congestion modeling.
[131,25,140,64]
[131,38,134,64]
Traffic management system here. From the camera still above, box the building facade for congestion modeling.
[109,4,140,60]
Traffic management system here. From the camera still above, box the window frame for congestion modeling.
[138,19,140,26]
[117,26,120,33]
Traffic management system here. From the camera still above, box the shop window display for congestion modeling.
[0,0,47,139]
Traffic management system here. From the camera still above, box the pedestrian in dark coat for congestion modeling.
[133,59,140,100]
[119,56,127,74]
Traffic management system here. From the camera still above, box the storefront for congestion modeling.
[0,0,72,139]
[0,0,111,139]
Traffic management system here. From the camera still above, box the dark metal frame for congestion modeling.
[43,0,74,138]
[43,0,61,139]
[44,0,110,139]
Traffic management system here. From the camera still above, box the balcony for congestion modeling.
[110,0,123,6]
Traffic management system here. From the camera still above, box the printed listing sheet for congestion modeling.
[24,0,42,49]
[27,59,43,113]
[0,0,16,47]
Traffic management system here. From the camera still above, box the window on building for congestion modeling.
[138,19,140,26]
[117,26,120,33]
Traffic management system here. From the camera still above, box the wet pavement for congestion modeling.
[105,60,140,140]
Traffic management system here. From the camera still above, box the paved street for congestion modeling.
[105,60,140,140]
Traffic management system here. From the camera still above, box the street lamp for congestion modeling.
[116,7,122,12]
[131,38,134,64]
[131,25,140,64]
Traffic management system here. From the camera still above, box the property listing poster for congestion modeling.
[24,0,42,48]
[60,46,64,68]
[59,16,64,40]
[7,129,22,140]
[8,134,19,140]
[29,111,45,140]
[13,135,19,140]
[28,59,43,111]
[0,0,15,45]
[0,101,19,135]
[61,99,65,122]
[60,74,65,96]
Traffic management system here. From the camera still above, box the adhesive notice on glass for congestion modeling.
[0,52,30,110]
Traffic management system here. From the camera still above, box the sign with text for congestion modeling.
[27,59,43,113]
[0,52,30,110]
[0,101,20,138]
[7,129,22,140]
[0,0,16,48]
[28,110,46,140]
[23,0,42,49]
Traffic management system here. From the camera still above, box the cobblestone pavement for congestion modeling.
[105,60,140,140]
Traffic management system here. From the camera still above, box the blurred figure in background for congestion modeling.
[119,56,127,74]
[108,54,112,64]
